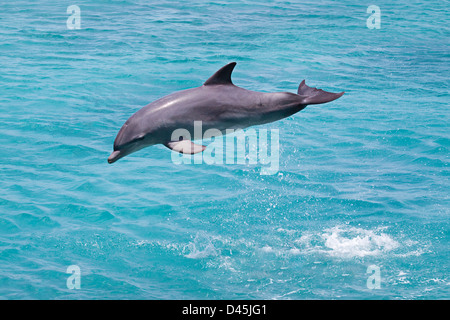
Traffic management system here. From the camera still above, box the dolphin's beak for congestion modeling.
[107,150,122,164]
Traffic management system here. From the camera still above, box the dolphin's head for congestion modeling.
[107,150,124,164]
[107,141,145,164]
[108,117,153,164]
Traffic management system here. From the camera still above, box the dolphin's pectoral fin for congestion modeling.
[297,80,345,105]
[164,140,207,154]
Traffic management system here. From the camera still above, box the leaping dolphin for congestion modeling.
[108,62,344,164]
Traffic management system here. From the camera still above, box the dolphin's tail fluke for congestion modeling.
[297,80,344,105]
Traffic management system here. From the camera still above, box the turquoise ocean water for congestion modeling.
[0,0,448,299]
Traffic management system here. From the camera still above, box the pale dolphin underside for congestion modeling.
[108,62,344,163]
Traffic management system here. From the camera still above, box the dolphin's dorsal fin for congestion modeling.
[203,62,237,86]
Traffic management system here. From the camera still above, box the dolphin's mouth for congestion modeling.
[107,150,122,164]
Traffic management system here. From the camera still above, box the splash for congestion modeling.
[297,226,400,258]
[183,232,219,259]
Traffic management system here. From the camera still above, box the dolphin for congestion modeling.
[108,62,344,163]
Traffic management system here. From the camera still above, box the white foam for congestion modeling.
[261,245,274,253]
[276,227,297,235]
[297,226,400,258]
